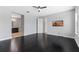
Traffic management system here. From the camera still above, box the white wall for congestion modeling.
[43,9,75,38]
[0,7,37,41]
[24,14,36,36]
[0,7,12,40]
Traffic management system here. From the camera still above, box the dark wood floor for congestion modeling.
[0,33,79,52]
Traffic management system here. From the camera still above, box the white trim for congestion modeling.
[75,7,78,35]
[24,33,36,36]
[0,33,75,42]
[0,33,36,41]
[47,33,75,39]
[0,37,12,41]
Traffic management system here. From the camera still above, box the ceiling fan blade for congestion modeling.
[39,6,47,9]
[33,6,47,9]
[33,6,40,9]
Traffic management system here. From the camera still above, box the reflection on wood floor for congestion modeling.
[11,32,23,52]
[10,37,23,52]
[10,38,18,52]
[12,32,22,38]
[9,33,79,52]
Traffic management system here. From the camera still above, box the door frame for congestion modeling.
[11,12,24,38]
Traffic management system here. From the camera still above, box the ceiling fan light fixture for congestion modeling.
[38,10,40,12]
[26,11,30,13]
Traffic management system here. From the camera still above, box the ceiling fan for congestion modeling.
[33,6,47,9]
[33,6,47,12]
[26,6,47,13]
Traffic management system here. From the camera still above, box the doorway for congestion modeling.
[11,13,24,38]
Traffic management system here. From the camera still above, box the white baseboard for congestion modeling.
[0,33,75,41]
[24,33,36,36]
[47,34,75,39]
[0,33,36,41]
[0,37,12,41]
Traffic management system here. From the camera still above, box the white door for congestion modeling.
[38,18,44,33]
[37,18,47,49]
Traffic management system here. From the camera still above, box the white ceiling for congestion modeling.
[37,6,75,17]
[0,6,75,17]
